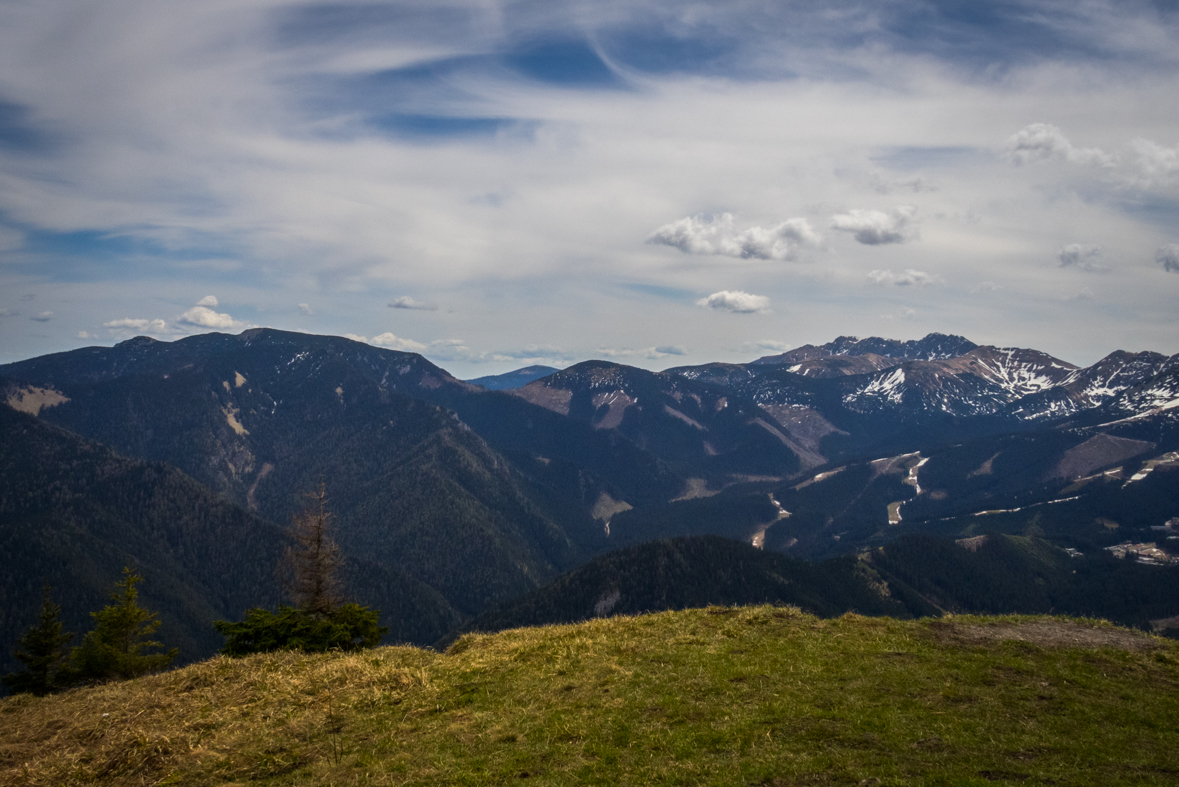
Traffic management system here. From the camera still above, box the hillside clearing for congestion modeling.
[2,607,1177,786]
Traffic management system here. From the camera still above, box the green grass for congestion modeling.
[2,607,1178,786]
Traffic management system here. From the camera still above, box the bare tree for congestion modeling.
[280,483,344,617]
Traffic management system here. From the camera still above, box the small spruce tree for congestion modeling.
[280,482,344,617]
[215,484,387,655]
[71,567,177,683]
[2,586,75,696]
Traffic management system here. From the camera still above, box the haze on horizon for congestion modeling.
[1,0,1177,377]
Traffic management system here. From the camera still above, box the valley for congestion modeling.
[2,329,1178,681]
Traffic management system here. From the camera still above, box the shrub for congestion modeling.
[214,604,387,656]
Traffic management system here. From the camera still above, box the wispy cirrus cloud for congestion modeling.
[104,317,167,332]
[2,1,1179,370]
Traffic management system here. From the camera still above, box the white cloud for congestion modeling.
[1158,244,1179,273]
[647,214,819,260]
[869,171,932,194]
[598,345,687,359]
[0,307,13,317]
[104,317,168,331]
[343,333,367,343]
[829,206,917,245]
[483,345,571,363]
[1058,244,1105,271]
[389,296,439,311]
[177,306,235,329]
[371,332,428,352]
[30,311,53,322]
[1006,123,1116,167]
[297,303,314,315]
[867,269,940,287]
[196,295,218,307]
[745,340,790,353]
[1131,139,1179,186]
[880,307,917,322]
[696,291,770,313]
[76,330,91,339]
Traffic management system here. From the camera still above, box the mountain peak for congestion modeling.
[752,333,977,366]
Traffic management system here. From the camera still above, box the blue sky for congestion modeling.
[1,0,1178,374]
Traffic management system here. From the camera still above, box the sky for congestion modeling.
[1,0,1178,377]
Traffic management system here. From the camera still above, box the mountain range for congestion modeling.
[2,329,1177,679]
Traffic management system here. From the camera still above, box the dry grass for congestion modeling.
[2,607,1178,786]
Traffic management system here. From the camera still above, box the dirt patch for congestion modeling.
[5,384,69,416]
[510,383,573,416]
[1051,433,1153,481]
[931,620,1162,652]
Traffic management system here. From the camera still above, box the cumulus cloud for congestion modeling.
[343,333,367,343]
[1058,244,1105,271]
[178,306,235,329]
[196,295,218,307]
[1131,139,1179,186]
[647,214,819,261]
[1006,123,1115,167]
[30,311,53,322]
[1157,244,1179,273]
[297,303,314,315]
[696,291,770,313]
[389,296,439,311]
[867,268,940,287]
[371,333,428,352]
[76,331,91,339]
[104,318,168,331]
[829,206,917,245]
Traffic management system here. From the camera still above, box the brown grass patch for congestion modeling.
[930,618,1161,651]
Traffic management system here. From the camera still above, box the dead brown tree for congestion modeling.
[279,483,344,617]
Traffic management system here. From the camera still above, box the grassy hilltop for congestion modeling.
[2,607,1178,786]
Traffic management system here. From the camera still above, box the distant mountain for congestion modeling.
[752,333,978,365]
[509,360,801,483]
[448,532,1179,644]
[0,403,460,684]
[1005,351,1174,421]
[0,330,584,618]
[449,535,925,643]
[467,365,559,390]
[837,346,1078,419]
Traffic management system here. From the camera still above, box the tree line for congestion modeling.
[3,484,386,696]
